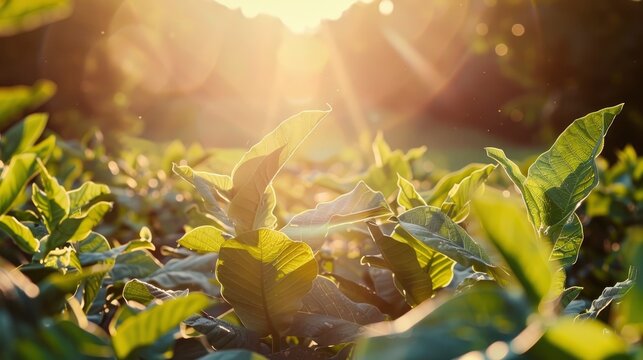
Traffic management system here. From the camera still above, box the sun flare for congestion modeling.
[212,0,374,33]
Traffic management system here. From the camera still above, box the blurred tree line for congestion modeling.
[0,0,641,157]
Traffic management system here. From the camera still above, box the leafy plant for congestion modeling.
[0,92,640,360]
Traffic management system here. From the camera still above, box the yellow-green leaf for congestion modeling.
[0,215,39,253]
[111,293,211,359]
[216,229,317,336]
[177,225,227,253]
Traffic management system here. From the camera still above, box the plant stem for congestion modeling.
[271,332,281,353]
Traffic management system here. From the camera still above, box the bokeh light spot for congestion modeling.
[511,23,525,36]
[476,23,488,36]
[495,43,508,56]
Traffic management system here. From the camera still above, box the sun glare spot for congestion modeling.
[495,43,508,56]
[378,0,394,15]
[212,0,371,33]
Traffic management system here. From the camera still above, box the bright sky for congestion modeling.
[213,0,374,33]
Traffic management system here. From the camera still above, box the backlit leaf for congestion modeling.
[111,293,212,359]
[216,229,317,336]
[282,181,391,249]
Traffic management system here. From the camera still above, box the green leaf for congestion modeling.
[0,80,55,127]
[0,215,38,253]
[426,163,490,205]
[1,113,47,160]
[67,181,110,215]
[216,229,317,336]
[229,109,329,234]
[46,201,112,251]
[472,190,553,306]
[372,131,392,166]
[576,270,635,320]
[144,254,218,295]
[0,152,39,215]
[396,206,498,275]
[485,147,527,194]
[364,150,412,197]
[290,312,367,346]
[173,163,233,194]
[197,350,268,360]
[111,293,212,359]
[185,316,263,352]
[282,181,391,249]
[527,318,628,359]
[396,175,426,210]
[487,104,623,266]
[123,279,188,306]
[558,286,583,310]
[548,214,583,267]
[301,276,385,324]
[42,246,81,271]
[79,239,155,266]
[291,276,385,345]
[177,225,227,253]
[82,260,114,313]
[390,226,455,294]
[173,163,233,228]
[366,222,436,306]
[25,134,56,163]
[440,164,495,223]
[354,285,530,360]
[111,251,162,281]
[0,0,71,36]
[32,160,69,232]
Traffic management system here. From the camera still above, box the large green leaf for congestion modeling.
[67,181,110,215]
[228,109,329,233]
[440,164,495,223]
[32,161,69,232]
[354,285,530,360]
[177,225,228,253]
[0,0,71,36]
[0,215,39,253]
[228,147,282,233]
[46,201,112,251]
[366,222,436,307]
[396,206,498,275]
[472,190,553,306]
[487,104,623,266]
[281,181,391,249]
[111,293,212,359]
[0,152,39,215]
[0,80,55,128]
[216,229,317,336]
[396,175,426,210]
[1,113,48,160]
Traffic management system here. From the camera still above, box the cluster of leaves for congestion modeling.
[2,3,641,359]
[1,92,641,359]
